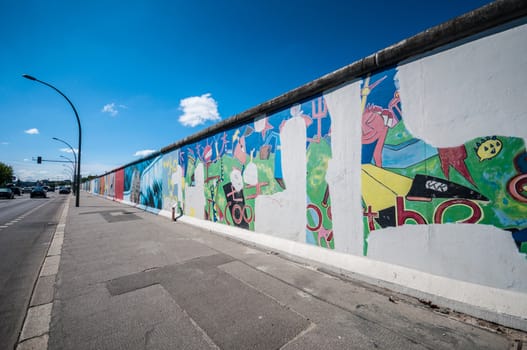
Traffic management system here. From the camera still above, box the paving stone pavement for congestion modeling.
[45,193,525,349]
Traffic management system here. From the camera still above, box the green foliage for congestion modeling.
[0,162,13,185]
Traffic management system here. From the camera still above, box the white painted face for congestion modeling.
[243,162,258,186]
[230,169,244,192]
[254,118,266,132]
[290,104,303,118]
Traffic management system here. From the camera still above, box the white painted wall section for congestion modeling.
[185,163,205,219]
[324,81,364,256]
[255,115,307,242]
[397,21,527,147]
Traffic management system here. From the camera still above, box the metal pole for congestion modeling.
[24,74,82,207]
[54,139,77,194]
[60,155,75,166]
[62,168,74,186]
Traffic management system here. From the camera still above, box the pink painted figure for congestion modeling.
[233,135,247,165]
[362,105,397,167]
[317,226,333,247]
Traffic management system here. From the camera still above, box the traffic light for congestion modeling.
[37,156,42,164]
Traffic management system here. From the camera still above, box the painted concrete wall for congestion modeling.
[88,18,527,328]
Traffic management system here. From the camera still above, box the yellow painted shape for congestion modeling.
[361,164,413,212]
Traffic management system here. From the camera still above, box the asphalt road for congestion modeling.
[0,192,67,350]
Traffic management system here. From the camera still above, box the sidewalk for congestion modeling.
[44,193,524,349]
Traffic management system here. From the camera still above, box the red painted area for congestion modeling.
[115,169,124,200]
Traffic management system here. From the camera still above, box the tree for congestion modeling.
[0,162,13,185]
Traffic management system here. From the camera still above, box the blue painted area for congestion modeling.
[363,69,398,112]
[362,141,377,164]
[492,208,527,228]
[512,228,527,243]
[382,139,438,168]
[515,151,527,173]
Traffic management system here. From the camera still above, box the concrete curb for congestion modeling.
[16,197,70,350]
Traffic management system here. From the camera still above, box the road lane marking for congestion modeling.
[1,197,63,229]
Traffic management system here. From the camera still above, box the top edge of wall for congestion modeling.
[98,0,527,177]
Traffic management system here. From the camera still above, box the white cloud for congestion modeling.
[1,142,8,145]
[24,128,39,135]
[134,149,156,157]
[102,102,118,116]
[178,93,220,127]
[59,148,78,154]
[16,168,39,181]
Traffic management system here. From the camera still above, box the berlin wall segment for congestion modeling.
[88,1,527,330]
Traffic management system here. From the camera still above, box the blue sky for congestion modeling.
[0,0,493,181]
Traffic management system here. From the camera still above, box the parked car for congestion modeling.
[7,185,21,195]
[30,186,47,198]
[0,188,15,199]
[59,186,71,194]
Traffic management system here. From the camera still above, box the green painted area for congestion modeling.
[306,139,334,249]
[521,242,527,254]
[363,120,527,255]
[386,136,526,228]
[253,154,282,195]
[201,152,282,231]
[306,140,331,202]
[384,120,414,146]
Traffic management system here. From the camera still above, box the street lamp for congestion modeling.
[62,168,74,185]
[54,139,77,194]
[60,154,74,165]
[23,74,82,207]
[62,163,74,173]
[60,156,76,191]
[63,165,74,179]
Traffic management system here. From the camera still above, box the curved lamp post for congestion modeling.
[62,168,74,185]
[63,165,74,178]
[54,138,77,195]
[23,74,82,207]
[60,154,74,165]
[61,156,75,186]
[62,163,74,173]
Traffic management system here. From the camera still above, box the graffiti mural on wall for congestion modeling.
[361,68,527,256]
[91,94,334,249]
[115,169,124,200]
[99,176,105,196]
[123,157,163,210]
[161,150,183,212]
[176,95,334,248]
